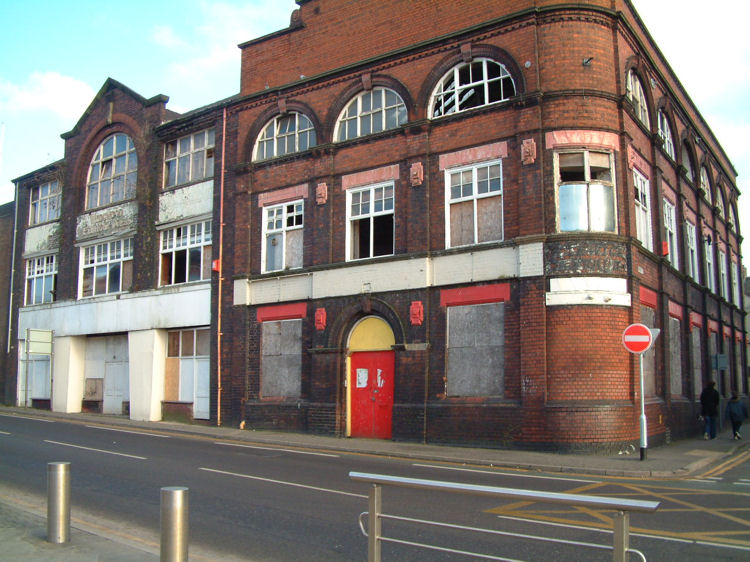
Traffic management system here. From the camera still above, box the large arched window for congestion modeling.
[626,70,650,129]
[657,110,675,159]
[334,87,407,142]
[430,58,515,118]
[86,133,137,210]
[253,112,316,161]
[699,166,711,202]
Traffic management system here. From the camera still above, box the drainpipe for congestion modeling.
[216,107,227,426]
[6,182,18,356]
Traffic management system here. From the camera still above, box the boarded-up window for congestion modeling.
[668,316,683,397]
[640,305,656,396]
[446,161,503,248]
[261,319,302,398]
[690,327,702,399]
[446,302,504,396]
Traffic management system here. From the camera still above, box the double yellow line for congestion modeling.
[702,450,750,478]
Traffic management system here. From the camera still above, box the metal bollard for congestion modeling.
[160,486,189,562]
[47,462,71,544]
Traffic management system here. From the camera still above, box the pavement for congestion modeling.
[1,405,748,561]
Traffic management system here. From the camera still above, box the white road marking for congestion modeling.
[199,467,366,498]
[496,515,750,551]
[85,425,170,438]
[0,413,54,422]
[214,441,339,457]
[412,463,596,483]
[44,440,146,460]
[0,430,10,435]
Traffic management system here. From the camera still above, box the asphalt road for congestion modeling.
[1,413,749,560]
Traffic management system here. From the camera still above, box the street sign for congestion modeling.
[622,323,653,354]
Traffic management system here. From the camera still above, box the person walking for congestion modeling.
[725,393,748,440]
[700,381,720,439]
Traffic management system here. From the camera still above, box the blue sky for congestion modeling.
[1,1,748,257]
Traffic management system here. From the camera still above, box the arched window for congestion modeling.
[729,204,738,231]
[681,143,695,183]
[657,110,674,159]
[430,58,515,118]
[626,70,650,129]
[253,112,316,161]
[716,187,726,219]
[86,133,137,210]
[699,166,711,203]
[334,87,407,142]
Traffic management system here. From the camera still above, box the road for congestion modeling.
[1,412,749,560]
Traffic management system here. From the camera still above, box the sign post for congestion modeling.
[622,323,659,461]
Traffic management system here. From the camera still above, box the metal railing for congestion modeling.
[350,471,660,562]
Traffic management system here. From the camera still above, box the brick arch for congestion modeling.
[326,297,406,351]
[242,99,322,164]
[417,43,525,116]
[323,74,413,143]
[678,132,699,184]
[74,119,142,212]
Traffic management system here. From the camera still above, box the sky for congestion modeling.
[0,0,748,256]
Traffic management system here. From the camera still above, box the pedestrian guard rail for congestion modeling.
[349,471,660,562]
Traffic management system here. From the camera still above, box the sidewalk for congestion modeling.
[1,405,748,561]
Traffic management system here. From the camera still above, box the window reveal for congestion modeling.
[29,180,61,225]
[348,183,394,260]
[556,150,615,233]
[633,169,652,251]
[254,114,315,161]
[430,58,516,118]
[263,200,304,272]
[445,161,503,247]
[25,255,57,305]
[80,238,133,297]
[86,133,137,210]
[160,220,212,285]
[164,129,215,187]
[261,319,302,398]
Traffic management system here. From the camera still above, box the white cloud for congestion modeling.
[152,24,187,49]
[0,71,94,121]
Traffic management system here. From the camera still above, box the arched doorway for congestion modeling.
[347,316,395,439]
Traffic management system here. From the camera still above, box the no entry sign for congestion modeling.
[622,323,653,354]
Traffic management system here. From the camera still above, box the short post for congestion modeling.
[47,461,71,544]
[612,510,629,562]
[160,486,189,562]
[367,483,382,562]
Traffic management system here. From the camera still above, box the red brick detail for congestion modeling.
[341,165,399,190]
[639,286,658,309]
[667,300,682,320]
[708,319,719,333]
[627,145,650,178]
[690,311,703,329]
[723,325,732,339]
[257,184,308,207]
[315,307,326,330]
[438,142,507,170]
[257,302,307,322]
[409,301,424,325]
[544,130,619,151]
[440,283,510,307]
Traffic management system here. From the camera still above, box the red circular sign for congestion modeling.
[622,323,653,354]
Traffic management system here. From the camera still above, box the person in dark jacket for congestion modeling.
[725,393,748,440]
[700,381,720,439]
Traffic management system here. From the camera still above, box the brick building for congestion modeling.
[220,0,745,450]
[8,79,221,420]
[7,0,746,451]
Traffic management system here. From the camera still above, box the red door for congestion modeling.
[350,351,394,439]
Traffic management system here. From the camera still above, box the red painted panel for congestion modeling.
[256,302,307,322]
[440,282,510,308]
[350,351,394,439]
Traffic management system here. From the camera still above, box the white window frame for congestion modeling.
[253,114,315,161]
[657,110,675,159]
[718,249,729,300]
[626,70,650,129]
[685,221,699,281]
[86,133,137,210]
[29,180,61,225]
[430,58,516,119]
[79,238,133,298]
[334,88,407,142]
[555,150,617,233]
[732,258,741,305]
[699,167,712,204]
[25,255,57,305]
[261,200,304,273]
[715,189,725,219]
[444,160,504,248]
[346,182,395,260]
[160,220,212,286]
[704,237,715,293]
[663,199,678,269]
[633,169,653,251]
[164,128,215,188]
